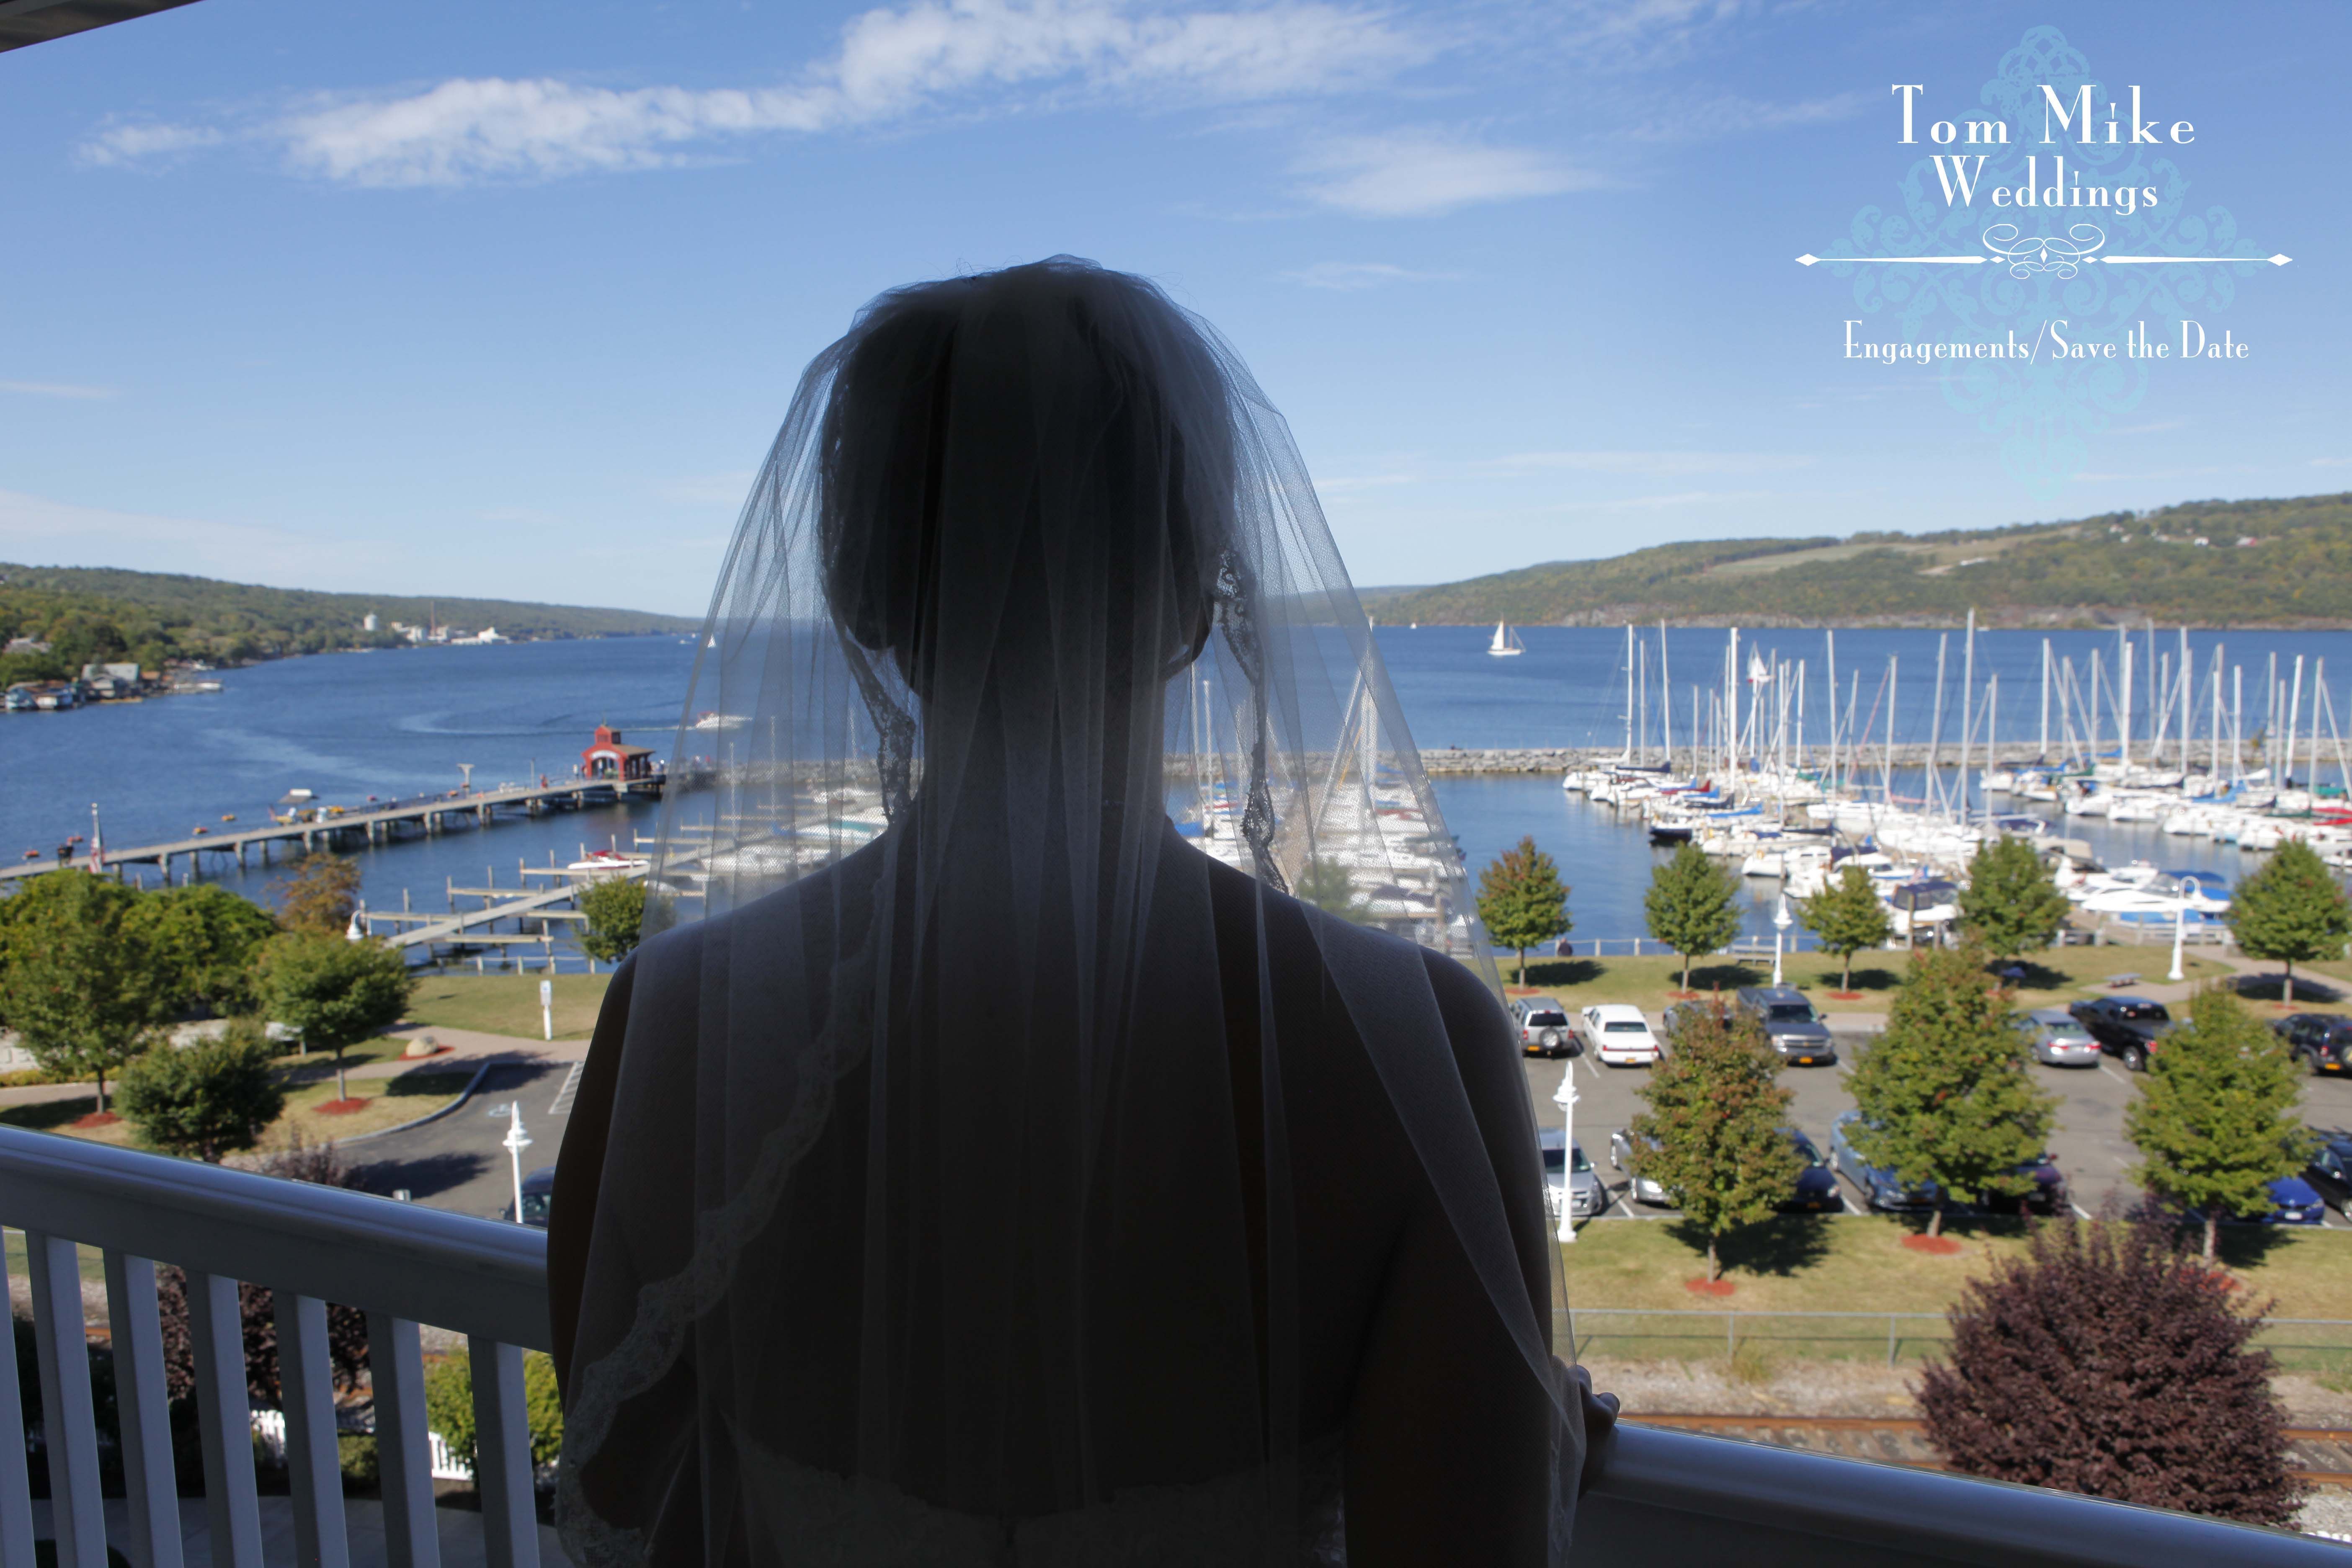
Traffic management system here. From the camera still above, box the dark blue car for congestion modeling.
[1830,1112,2068,1215]
[2229,1174,2326,1228]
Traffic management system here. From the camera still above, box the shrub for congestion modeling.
[117,1020,286,1162]
[578,876,652,963]
[423,1346,564,1471]
[1919,1212,2300,1525]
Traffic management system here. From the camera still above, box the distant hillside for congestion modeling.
[1374,493,2352,629]
[0,563,696,683]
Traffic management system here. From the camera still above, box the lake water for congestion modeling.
[9,624,2352,957]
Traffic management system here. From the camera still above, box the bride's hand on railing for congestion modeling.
[1560,1359,1620,1494]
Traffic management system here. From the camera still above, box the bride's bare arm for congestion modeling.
[1345,952,1561,1568]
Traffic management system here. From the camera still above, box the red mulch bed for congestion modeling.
[1664,990,1701,1001]
[1901,1234,1964,1255]
[315,1097,373,1116]
[1826,990,1864,1001]
[1684,1277,1736,1297]
[69,1111,121,1129]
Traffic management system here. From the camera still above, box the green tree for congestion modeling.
[1841,946,2056,1237]
[0,871,174,1113]
[123,884,279,1016]
[1292,856,1370,923]
[1799,863,1893,992]
[423,1346,564,1470]
[1643,842,1742,993]
[254,933,415,1103]
[273,852,364,937]
[2125,986,2313,1262]
[577,876,653,962]
[2226,838,2352,1006]
[1629,1004,1801,1282]
[1957,836,2074,961]
[117,1021,286,1162]
[1477,836,1571,983]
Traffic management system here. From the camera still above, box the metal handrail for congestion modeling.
[0,1126,547,1568]
[1589,1424,2342,1566]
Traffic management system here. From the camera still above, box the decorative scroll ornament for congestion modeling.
[1981,223,2104,279]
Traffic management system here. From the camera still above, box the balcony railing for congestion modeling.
[0,1125,2340,1568]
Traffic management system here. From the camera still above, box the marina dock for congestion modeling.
[1,774,665,887]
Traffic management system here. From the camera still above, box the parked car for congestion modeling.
[1829,1112,1936,1212]
[510,1165,555,1228]
[2014,1006,2102,1067]
[2067,995,2177,1071]
[1580,1003,1662,1066]
[1608,1125,1841,1213]
[2217,1175,2328,1228]
[1540,1127,1604,1224]
[1733,985,1838,1066]
[1828,1114,2066,1215]
[2305,1137,2352,1214]
[1512,996,1575,1057]
[2271,1012,2352,1076]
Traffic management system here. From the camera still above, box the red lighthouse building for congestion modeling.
[582,723,657,781]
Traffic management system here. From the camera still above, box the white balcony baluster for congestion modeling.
[0,1240,39,1566]
[468,1341,539,1568]
[366,1313,442,1568]
[26,1231,106,1568]
[100,1251,185,1568]
[186,1269,265,1568]
[275,1291,351,1568]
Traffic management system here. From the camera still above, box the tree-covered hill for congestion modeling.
[1371,493,2352,629]
[0,563,698,684]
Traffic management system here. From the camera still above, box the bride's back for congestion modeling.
[551,259,1569,1566]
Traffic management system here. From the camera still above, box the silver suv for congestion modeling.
[1511,996,1574,1058]
[1733,986,1837,1066]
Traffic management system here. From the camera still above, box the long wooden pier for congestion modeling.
[1,774,665,887]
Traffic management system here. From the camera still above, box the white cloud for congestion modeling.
[2309,456,2352,468]
[90,0,1427,188]
[0,381,114,399]
[1295,130,1593,216]
[1279,261,1460,289]
[1491,450,1815,476]
[1617,88,1871,143]
[76,121,225,167]
[0,489,392,586]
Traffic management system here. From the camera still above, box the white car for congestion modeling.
[1581,1004,1662,1066]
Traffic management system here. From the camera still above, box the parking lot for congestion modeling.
[1523,1020,2352,1225]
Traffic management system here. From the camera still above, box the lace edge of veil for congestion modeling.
[556,934,881,1567]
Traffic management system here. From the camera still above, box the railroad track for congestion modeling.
[1623,1413,2352,1487]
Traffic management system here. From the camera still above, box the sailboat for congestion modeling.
[1488,621,1524,658]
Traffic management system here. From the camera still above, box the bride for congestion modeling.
[547,257,1611,1565]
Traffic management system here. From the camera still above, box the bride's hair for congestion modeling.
[816,259,1232,692]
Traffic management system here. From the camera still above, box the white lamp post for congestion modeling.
[503,1104,534,1225]
[2168,898,2188,984]
[1772,892,1793,988]
[1554,1063,1579,1245]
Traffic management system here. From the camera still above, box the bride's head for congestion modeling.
[816,259,1238,728]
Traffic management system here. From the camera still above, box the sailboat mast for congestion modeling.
[1927,634,1948,819]
[1624,624,1635,762]
[2039,639,2051,760]
[2288,655,2306,789]
[2179,626,2192,774]
[1659,622,1672,777]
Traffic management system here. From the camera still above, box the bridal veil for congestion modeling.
[557,257,1582,1564]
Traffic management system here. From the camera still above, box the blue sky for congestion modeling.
[2,0,2344,616]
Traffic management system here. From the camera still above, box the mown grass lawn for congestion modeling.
[0,1067,476,1151]
[1502,947,2235,1018]
[1562,1213,2352,1373]
[402,972,613,1039]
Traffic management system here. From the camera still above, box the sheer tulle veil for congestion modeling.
[558,257,1578,1563]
